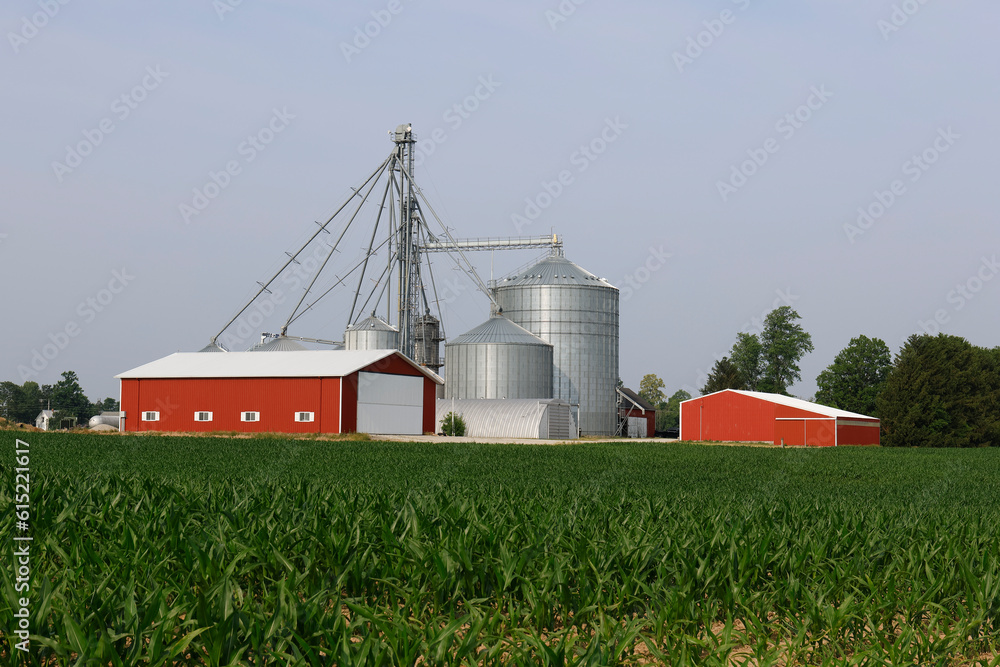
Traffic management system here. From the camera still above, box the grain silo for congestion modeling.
[493,251,619,435]
[444,314,553,400]
[345,315,399,351]
[250,337,307,352]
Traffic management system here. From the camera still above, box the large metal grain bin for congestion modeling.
[345,315,399,351]
[493,251,619,435]
[444,314,553,400]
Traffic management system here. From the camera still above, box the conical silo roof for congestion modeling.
[346,315,397,332]
[198,342,228,353]
[250,337,307,352]
[446,314,552,347]
[493,255,616,289]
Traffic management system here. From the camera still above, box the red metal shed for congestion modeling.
[679,390,880,447]
[116,350,442,435]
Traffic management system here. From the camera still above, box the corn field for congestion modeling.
[2,434,999,666]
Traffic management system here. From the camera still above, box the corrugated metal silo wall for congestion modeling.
[496,284,619,435]
[444,342,553,399]
[345,328,399,351]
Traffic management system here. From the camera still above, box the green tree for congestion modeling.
[94,397,120,413]
[759,307,814,395]
[658,389,691,431]
[815,335,892,416]
[440,412,467,437]
[878,334,1000,447]
[730,332,764,391]
[701,357,744,394]
[638,374,666,408]
[7,381,45,424]
[51,371,90,425]
[0,381,20,421]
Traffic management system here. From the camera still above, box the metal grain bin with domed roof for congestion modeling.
[444,314,553,400]
[492,250,619,435]
[249,337,307,352]
[344,314,400,351]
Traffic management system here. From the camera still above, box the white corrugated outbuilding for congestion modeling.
[436,398,577,439]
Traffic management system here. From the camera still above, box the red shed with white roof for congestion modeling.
[116,350,442,435]
[679,389,880,447]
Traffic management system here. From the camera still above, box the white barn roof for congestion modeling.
[116,350,443,384]
[685,389,877,421]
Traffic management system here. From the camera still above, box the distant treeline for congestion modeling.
[0,371,118,426]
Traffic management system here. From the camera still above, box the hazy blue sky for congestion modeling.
[3,0,997,404]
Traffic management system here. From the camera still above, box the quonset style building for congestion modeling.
[442,250,620,436]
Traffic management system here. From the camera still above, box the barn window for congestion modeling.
[142,411,159,422]
[295,412,314,423]
[241,411,259,422]
[194,411,213,422]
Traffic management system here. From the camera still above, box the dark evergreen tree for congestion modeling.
[878,334,1000,447]
[701,357,745,394]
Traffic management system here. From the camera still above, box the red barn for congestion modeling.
[680,390,880,447]
[617,387,657,437]
[116,350,442,435]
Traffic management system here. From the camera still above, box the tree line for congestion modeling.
[0,371,119,427]
[639,307,999,447]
